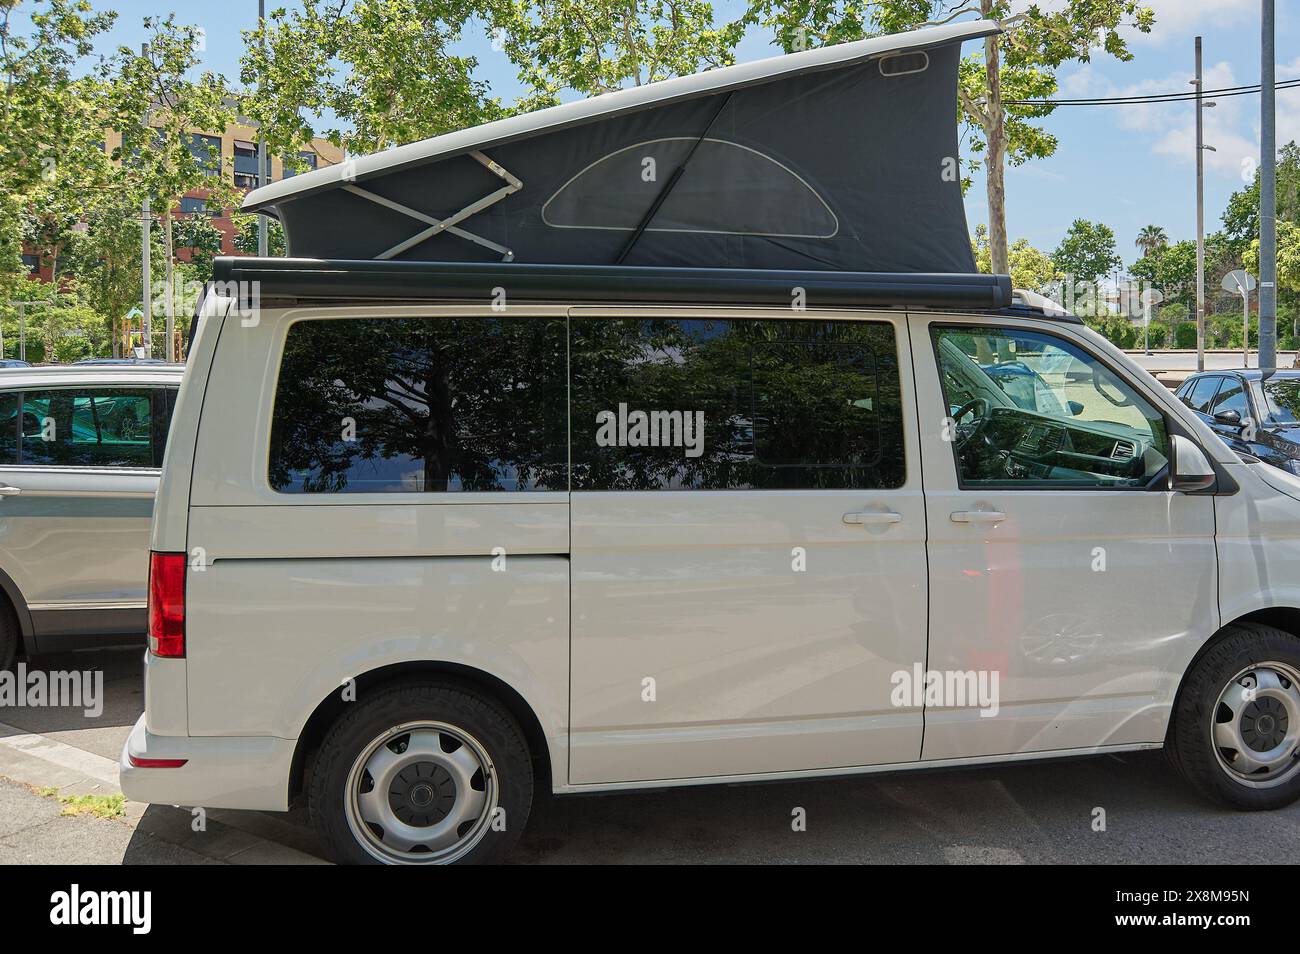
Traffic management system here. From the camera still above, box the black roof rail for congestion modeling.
[211,258,1018,312]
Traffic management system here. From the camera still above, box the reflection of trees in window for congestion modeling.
[571,318,903,490]
[269,317,567,493]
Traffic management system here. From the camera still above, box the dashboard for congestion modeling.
[963,406,1155,484]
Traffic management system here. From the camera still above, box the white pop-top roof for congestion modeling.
[243,18,1000,213]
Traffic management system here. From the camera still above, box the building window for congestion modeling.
[185,134,222,175]
[179,196,212,216]
[284,151,319,178]
[21,254,40,275]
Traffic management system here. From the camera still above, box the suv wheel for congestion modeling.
[309,681,532,864]
[1170,622,1300,809]
[0,605,17,672]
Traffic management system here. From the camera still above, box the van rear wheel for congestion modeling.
[1170,623,1300,810]
[308,682,532,864]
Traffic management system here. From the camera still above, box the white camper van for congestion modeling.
[121,20,1300,865]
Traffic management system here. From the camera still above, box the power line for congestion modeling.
[1005,77,1300,107]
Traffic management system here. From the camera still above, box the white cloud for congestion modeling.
[1057,58,1300,181]
[1125,0,1258,45]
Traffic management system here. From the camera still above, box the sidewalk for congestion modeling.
[0,719,329,865]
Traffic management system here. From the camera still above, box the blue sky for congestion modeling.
[76,0,1300,267]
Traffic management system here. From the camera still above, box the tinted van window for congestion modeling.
[269,317,567,493]
[570,317,904,490]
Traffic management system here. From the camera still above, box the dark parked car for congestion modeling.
[1176,369,1300,475]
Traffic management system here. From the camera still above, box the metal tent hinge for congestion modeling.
[343,150,522,262]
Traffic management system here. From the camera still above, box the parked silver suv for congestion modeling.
[0,364,183,668]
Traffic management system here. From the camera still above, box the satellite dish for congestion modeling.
[1222,269,1257,295]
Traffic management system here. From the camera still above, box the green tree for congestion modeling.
[1053,218,1120,286]
[233,213,286,257]
[240,0,503,163]
[488,0,743,101]
[1246,221,1300,298]
[103,14,237,359]
[0,1,116,293]
[973,225,1057,290]
[744,1,1153,275]
[1135,224,1168,258]
[1222,141,1300,248]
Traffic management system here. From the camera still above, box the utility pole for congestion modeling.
[8,301,42,362]
[141,196,152,359]
[1194,36,1206,373]
[1260,0,1278,374]
[256,0,269,257]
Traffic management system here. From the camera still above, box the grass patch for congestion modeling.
[32,788,126,819]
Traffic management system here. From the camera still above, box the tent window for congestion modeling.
[879,51,929,76]
[542,138,838,239]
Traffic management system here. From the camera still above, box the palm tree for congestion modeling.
[1135,225,1169,258]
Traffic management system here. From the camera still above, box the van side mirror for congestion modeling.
[1067,400,1084,416]
[1170,434,1216,492]
[1213,408,1242,426]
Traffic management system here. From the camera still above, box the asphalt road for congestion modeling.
[5,646,1300,864]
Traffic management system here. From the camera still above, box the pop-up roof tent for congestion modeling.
[242,19,1001,276]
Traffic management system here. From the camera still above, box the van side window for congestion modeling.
[570,317,904,490]
[18,388,157,468]
[269,317,568,493]
[930,325,1169,489]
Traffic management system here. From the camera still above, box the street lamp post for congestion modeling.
[1260,0,1278,374]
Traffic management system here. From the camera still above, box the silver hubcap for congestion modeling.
[1212,662,1300,788]
[344,721,496,864]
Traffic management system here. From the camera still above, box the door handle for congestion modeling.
[950,509,1006,524]
[843,510,902,526]
[0,485,21,497]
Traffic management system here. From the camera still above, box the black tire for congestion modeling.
[1169,622,1300,810]
[0,601,17,672]
[308,680,532,865]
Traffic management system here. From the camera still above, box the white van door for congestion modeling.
[909,315,1219,759]
[567,309,928,785]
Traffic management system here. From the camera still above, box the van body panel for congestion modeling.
[183,548,570,749]
[907,312,1220,759]
[568,310,929,784]
[151,293,229,554]
[186,501,568,561]
[1216,460,1300,626]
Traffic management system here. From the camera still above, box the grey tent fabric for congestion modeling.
[245,21,997,274]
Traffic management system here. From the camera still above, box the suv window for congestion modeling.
[269,317,568,493]
[15,388,163,468]
[1185,375,1222,414]
[570,317,904,490]
[930,325,1169,488]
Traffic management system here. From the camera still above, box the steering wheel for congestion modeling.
[1092,367,1134,408]
[950,398,990,451]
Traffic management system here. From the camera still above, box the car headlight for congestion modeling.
[1284,458,1300,478]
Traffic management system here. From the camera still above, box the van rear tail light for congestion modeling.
[127,755,188,769]
[148,551,186,658]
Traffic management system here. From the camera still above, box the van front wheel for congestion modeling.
[1171,623,1300,810]
[308,682,532,864]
